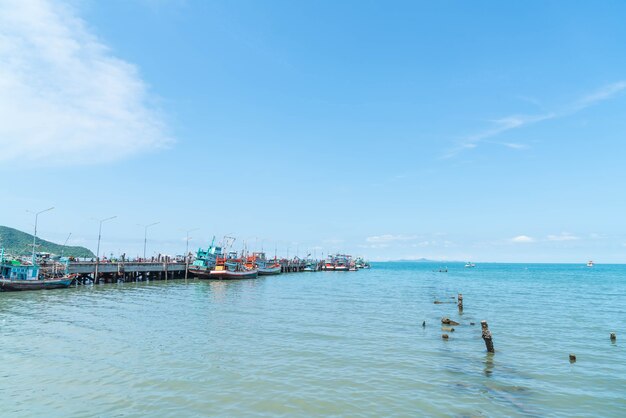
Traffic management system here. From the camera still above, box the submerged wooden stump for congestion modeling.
[481,320,494,353]
[569,354,577,363]
[441,317,460,326]
[610,332,616,342]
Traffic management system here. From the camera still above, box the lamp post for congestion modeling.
[95,216,116,284]
[184,228,199,282]
[28,206,54,265]
[140,222,160,260]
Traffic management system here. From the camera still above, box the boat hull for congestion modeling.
[208,269,258,280]
[189,267,213,278]
[0,277,74,291]
[258,266,281,276]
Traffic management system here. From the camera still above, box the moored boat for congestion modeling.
[188,239,222,278]
[209,251,258,280]
[0,249,74,291]
[252,252,282,275]
[334,254,350,271]
[587,260,594,267]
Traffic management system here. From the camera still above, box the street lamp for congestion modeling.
[140,222,160,260]
[184,228,199,281]
[28,206,54,265]
[95,215,116,284]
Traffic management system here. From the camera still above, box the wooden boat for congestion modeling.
[189,239,222,278]
[249,252,282,276]
[208,251,258,280]
[258,265,281,275]
[0,249,74,291]
[334,254,351,271]
[0,276,74,291]
[302,260,316,272]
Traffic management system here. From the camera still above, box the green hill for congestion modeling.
[0,225,95,258]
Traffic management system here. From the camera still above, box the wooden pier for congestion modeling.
[43,258,326,284]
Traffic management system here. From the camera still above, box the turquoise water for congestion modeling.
[1,262,625,417]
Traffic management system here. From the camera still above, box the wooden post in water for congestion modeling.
[481,320,494,353]
[610,332,616,342]
[458,293,463,312]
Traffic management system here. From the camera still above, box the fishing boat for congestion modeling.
[464,262,476,268]
[587,260,594,267]
[188,239,223,278]
[0,249,74,291]
[209,251,258,280]
[354,257,366,269]
[323,256,335,271]
[251,252,281,276]
[302,259,316,272]
[334,254,350,271]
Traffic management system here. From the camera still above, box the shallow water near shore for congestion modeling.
[1,262,625,417]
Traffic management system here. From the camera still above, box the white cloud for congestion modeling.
[574,81,626,109]
[546,232,580,242]
[365,234,418,244]
[511,235,534,243]
[0,0,171,164]
[445,81,626,158]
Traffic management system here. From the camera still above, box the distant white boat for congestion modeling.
[464,262,475,268]
[587,260,594,267]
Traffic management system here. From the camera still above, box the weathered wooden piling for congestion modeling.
[457,293,463,311]
[610,332,616,342]
[569,354,576,363]
[422,321,426,327]
[442,334,449,339]
[441,317,460,326]
[481,320,494,353]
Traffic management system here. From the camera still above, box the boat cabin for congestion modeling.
[0,261,39,281]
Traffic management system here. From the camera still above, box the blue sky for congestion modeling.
[1,0,626,262]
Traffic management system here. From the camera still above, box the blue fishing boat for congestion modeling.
[210,251,258,280]
[189,238,223,278]
[251,252,281,276]
[0,249,74,291]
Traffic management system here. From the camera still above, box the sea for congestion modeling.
[1,262,624,417]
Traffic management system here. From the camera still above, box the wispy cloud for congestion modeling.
[445,81,626,158]
[574,81,626,109]
[365,234,418,244]
[546,232,580,242]
[0,0,171,165]
[511,235,534,243]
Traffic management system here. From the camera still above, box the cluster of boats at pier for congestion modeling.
[188,238,370,280]
[0,236,371,290]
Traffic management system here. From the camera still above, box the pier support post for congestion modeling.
[458,293,463,312]
[481,320,494,353]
